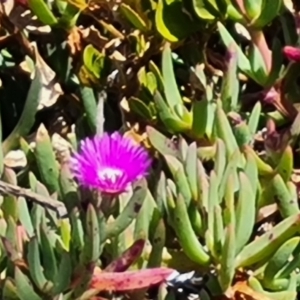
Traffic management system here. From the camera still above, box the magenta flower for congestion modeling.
[70,132,151,194]
[283,46,300,62]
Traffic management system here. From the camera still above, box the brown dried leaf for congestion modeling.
[283,0,294,12]
[109,50,126,61]
[4,150,27,168]
[20,44,63,110]
[3,0,15,16]
[67,27,82,55]
[124,126,151,149]
[51,133,72,164]
[80,26,108,49]
[77,65,99,86]
[231,281,272,300]
[257,204,278,222]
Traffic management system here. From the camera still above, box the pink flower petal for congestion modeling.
[283,46,300,62]
[70,132,151,194]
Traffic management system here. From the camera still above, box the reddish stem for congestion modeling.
[249,29,272,74]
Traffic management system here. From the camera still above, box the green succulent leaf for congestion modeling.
[236,213,300,267]
[52,252,72,295]
[191,99,216,139]
[147,218,166,268]
[28,0,58,26]
[223,171,236,227]
[35,124,60,194]
[134,190,156,241]
[244,0,262,20]
[276,145,293,182]
[247,101,262,136]
[184,142,198,201]
[197,159,209,211]
[244,149,259,192]
[15,267,42,300]
[79,86,98,134]
[164,155,192,206]
[149,61,164,92]
[120,3,148,32]
[2,169,18,221]
[154,91,190,133]
[213,205,224,257]
[18,197,34,238]
[242,145,274,176]
[235,172,256,254]
[58,3,81,28]
[251,0,282,29]
[215,104,239,160]
[2,54,45,155]
[217,22,252,76]
[263,237,300,288]
[233,119,252,148]
[70,210,84,250]
[188,201,203,237]
[248,44,268,84]
[171,193,210,265]
[208,171,218,235]
[40,226,58,282]
[219,224,235,292]
[271,174,299,218]
[83,45,110,80]
[218,150,240,201]
[214,139,226,184]
[129,97,155,120]
[155,0,201,42]
[59,163,80,212]
[162,43,183,110]
[105,182,147,239]
[227,4,244,22]
[27,237,49,291]
[221,45,239,112]
[192,0,216,20]
[81,204,101,263]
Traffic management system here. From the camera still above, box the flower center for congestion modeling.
[98,167,123,184]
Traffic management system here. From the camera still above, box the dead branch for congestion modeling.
[0,180,67,218]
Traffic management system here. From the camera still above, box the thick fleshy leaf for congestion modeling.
[104,239,145,272]
[90,268,175,291]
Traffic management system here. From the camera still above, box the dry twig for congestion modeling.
[0,180,67,218]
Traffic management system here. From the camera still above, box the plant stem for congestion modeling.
[249,29,272,74]
[0,180,67,217]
